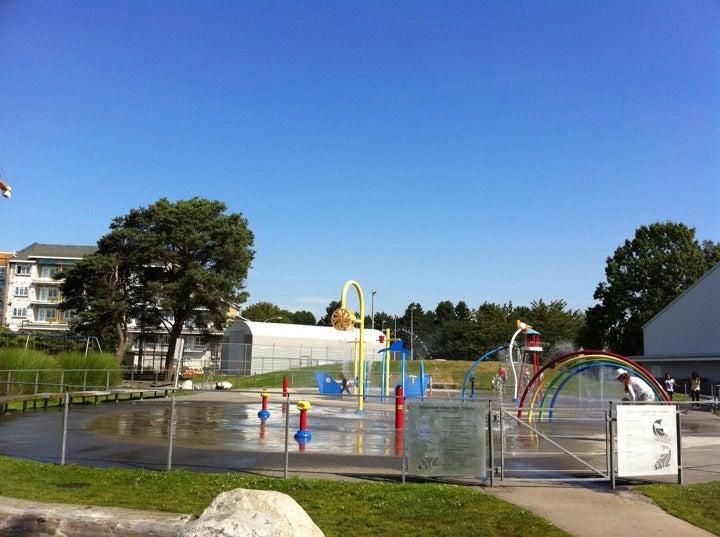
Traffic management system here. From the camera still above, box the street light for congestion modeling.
[262,316,283,323]
[371,290,377,330]
[410,305,416,361]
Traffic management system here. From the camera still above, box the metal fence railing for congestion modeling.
[1,385,719,487]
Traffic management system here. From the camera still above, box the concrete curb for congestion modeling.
[0,496,194,537]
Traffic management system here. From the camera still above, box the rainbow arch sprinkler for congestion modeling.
[517,350,671,422]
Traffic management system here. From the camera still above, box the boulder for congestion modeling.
[175,488,324,537]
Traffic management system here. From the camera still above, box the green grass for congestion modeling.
[0,348,120,396]
[218,360,502,391]
[0,456,568,537]
[636,481,720,535]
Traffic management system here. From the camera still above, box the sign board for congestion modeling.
[616,405,677,477]
[405,399,487,478]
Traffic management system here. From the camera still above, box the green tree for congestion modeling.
[317,301,341,326]
[63,198,255,371]
[59,250,162,363]
[524,299,585,358]
[292,310,316,325]
[583,222,719,355]
[454,301,471,321]
[242,301,292,323]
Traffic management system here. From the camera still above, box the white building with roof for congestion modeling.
[2,243,97,331]
[639,262,720,388]
[222,319,386,375]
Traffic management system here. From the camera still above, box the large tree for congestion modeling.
[242,301,293,323]
[63,197,255,370]
[59,253,134,362]
[582,222,720,355]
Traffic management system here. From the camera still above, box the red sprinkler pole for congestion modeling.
[395,385,404,430]
[282,375,289,398]
[257,389,270,420]
[294,401,312,443]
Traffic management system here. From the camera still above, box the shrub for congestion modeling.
[0,349,55,395]
[0,348,120,395]
[54,352,121,390]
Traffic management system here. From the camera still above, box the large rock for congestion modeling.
[175,488,324,537]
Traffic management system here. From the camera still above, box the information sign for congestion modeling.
[405,399,487,477]
[616,405,677,477]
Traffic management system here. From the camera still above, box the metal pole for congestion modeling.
[60,392,69,465]
[166,391,176,471]
[401,423,406,484]
[410,307,414,362]
[82,370,87,391]
[283,393,290,478]
[488,408,494,486]
[106,370,110,390]
[371,290,376,330]
[5,371,10,396]
[676,409,683,485]
[34,371,39,394]
[605,409,611,479]
[59,371,65,393]
[609,402,615,489]
[499,408,505,481]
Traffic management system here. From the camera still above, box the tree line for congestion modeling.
[55,195,718,368]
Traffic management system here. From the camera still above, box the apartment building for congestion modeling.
[0,251,16,326]
[2,242,229,370]
[2,243,97,331]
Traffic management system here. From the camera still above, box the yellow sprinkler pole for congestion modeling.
[352,338,359,385]
[385,328,391,397]
[341,280,365,412]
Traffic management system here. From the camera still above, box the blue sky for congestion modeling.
[1,1,718,318]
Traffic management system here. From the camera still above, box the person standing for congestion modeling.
[690,371,701,408]
[663,373,675,401]
[339,372,351,399]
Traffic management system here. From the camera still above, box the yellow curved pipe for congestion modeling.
[341,280,365,412]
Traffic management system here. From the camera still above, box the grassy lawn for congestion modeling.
[636,481,720,535]
[218,359,502,391]
[0,456,568,537]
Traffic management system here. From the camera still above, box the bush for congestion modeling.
[0,348,120,395]
[54,352,121,390]
[0,349,56,395]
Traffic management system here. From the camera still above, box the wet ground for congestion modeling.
[0,398,402,476]
[0,394,718,483]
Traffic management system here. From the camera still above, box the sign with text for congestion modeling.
[616,405,677,477]
[405,399,487,478]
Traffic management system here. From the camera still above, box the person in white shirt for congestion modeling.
[616,368,655,402]
[663,373,675,401]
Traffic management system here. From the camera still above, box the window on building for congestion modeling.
[14,287,28,297]
[61,310,73,321]
[15,265,31,276]
[38,308,57,322]
[12,308,26,318]
[39,287,59,301]
[40,266,61,279]
[192,336,206,349]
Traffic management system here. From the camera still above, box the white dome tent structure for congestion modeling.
[221,319,385,377]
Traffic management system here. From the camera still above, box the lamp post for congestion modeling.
[371,290,377,330]
[410,306,415,362]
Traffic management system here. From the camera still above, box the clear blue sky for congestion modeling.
[1,1,718,318]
